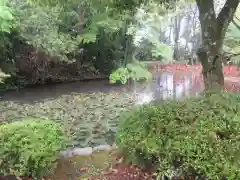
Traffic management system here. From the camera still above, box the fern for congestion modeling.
[109,67,129,84]
[109,61,152,84]
[127,63,152,80]
[75,11,129,45]
[151,42,173,62]
[76,31,97,44]
[95,16,124,33]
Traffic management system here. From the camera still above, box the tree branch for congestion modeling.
[195,0,216,21]
[232,18,240,31]
[235,15,240,22]
[223,52,240,63]
[216,0,240,32]
[224,52,240,58]
[195,0,216,42]
[195,0,219,54]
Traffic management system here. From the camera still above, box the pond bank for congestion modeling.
[2,64,240,180]
[2,68,240,148]
[1,146,154,180]
[0,71,205,148]
[0,75,109,94]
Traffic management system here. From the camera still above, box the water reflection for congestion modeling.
[1,72,204,105]
[134,72,203,104]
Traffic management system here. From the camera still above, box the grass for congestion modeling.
[0,91,135,147]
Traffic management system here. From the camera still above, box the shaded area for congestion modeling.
[1,79,127,104]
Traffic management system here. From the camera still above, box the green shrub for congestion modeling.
[0,118,67,178]
[109,61,152,84]
[116,92,240,179]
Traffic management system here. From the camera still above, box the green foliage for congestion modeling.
[0,0,191,86]
[109,61,152,84]
[223,8,240,64]
[133,3,175,63]
[8,0,132,60]
[0,0,139,86]
[109,67,129,84]
[8,0,79,60]
[134,39,174,62]
[76,13,127,44]
[116,92,240,179]
[224,23,240,52]
[0,0,14,33]
[76,31,97,44]
[0,118,67,178]
[151,42,173,62]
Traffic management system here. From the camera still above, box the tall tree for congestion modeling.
[195,0,240,90]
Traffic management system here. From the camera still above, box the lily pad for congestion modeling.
[0,90,134,147]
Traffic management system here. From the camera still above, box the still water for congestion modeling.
[1,72,203,104]
[0,71,204,148]
[0,71,205,179]
[133,71,203,104]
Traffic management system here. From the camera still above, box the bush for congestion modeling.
[109,61,152,84]
[116,92,240,179]
[0,118,67,178]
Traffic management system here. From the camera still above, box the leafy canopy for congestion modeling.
[0,0,14,33]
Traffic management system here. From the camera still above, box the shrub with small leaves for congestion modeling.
[116,92,240,179]
[0,118,67,178]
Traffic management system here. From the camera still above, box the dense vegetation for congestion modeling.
[1,0,240,179]
[0,0,239,89]
[117,92,240,179]
[0,0,159,89]
[0,118,67,178]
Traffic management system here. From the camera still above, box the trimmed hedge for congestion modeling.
[0,118,67,178]
[116,92,240,179]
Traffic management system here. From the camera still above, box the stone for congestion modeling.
[93,144,112,152]
[60,150,74,158]
[71,147,93,156]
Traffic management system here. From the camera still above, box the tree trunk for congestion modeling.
[173,15,182,61]
[195,0,240,90]
[197,46,224,90]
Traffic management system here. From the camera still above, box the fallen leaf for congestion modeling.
[80,167,88,172]
[109,168,118,174]
[117,157,124,164]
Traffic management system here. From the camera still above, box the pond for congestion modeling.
[2,68,240,179]
[0,71,203,148]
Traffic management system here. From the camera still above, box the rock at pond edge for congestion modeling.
[93,144,112,152]
[72,147,93,156]
[60,149,73,158]
[60,144,118,158]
